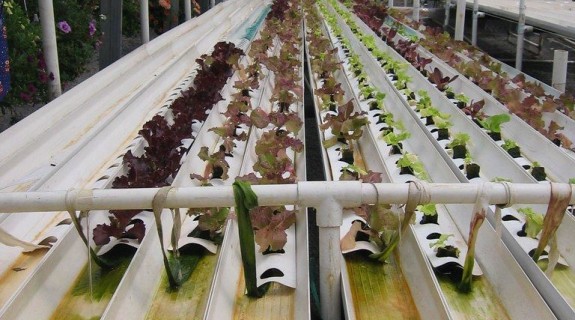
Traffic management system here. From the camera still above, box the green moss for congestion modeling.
[146,252,218,319]
[50,254,133,320]
[346,252,420,319]
[537,260,575,308]
[70,257,131,300]
[437,274,509,319]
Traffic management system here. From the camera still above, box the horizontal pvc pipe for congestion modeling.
[0,182,572,213]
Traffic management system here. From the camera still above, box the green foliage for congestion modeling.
[479,113,511,133]
[2,0,46,109]
[448,132,470,148]
[382,129,410,146]
[123,0,141,37]
[3,0,101,109]
[418,203,437,216]
[455,93,470,104]
[518,207,544,239]
[429,233,453,249]
[501,139,518,151]
[396,152,429,180]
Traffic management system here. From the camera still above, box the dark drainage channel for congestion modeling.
[303,50,335,320]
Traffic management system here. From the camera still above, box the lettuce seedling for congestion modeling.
[478,113,511,133]
[518,207,544,239]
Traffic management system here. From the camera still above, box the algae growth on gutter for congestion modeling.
[437,275,510,319]
[50,257,132,320]
[345,251,420,320]
[234,270,295,319]
[145,252,218,320]
[537,260,575,308]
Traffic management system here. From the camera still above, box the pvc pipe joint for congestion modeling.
[297,181,362,227]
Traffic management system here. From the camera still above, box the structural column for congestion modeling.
[515,0,526,70]
[552,50,569,92]
[185,0,192,20]
[471,0,484,46]
[413,0,420,22]
[454,0,466,41]
[140,0,150,43]
[39,0,62,99]
[317,198,343,320]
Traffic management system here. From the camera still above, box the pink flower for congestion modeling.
[89,20,96,37]
[57,21,71,34]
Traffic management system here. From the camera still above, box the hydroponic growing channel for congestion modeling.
[0,0,575,319]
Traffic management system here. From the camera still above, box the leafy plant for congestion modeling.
[190,207,229,243]
[418,203,438,224]
[382,130,410,146]
[455,93,470,105]
[396,152,429,180]
[240,129,303,185]
[430,234,460,258]
[462,99,486,121]
[518,207,544,239]
[416,90,432,110]
[478,113,511,133]
[320,100,369,149]
[428,67,458,91]
[93,42,243,249]
[448,133,470,148]
[190,146,230,185]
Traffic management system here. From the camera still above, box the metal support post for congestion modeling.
[454,0,466,41]
[552,50,569,92]
[389,0,394,8]
[185,0,192,20]
[413,0,420,22]
[39,0,62,99]
[210,0,216,9]
[140,0,150,43]
[471,0,483,46]
[516,0,526,70]
[444,0,450,30]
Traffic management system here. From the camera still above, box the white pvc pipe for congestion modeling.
[0,182,572,213]
[389,0,394,8]
[210,0,215,9]
[317,201,343,320]
[454,0,466,41]
[552,49,568,92]
[39,0,62,99]
[140,0,150,43]
[516,0,526,70]
[185,0,192,20]
[471,0,479,46]
[413,0,420,22]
